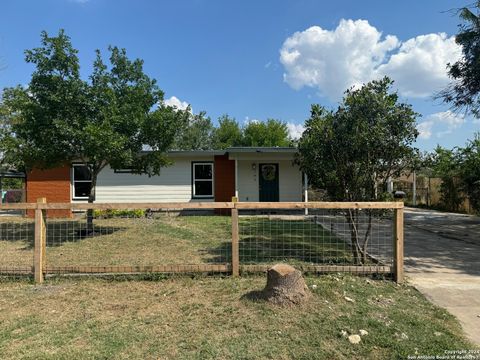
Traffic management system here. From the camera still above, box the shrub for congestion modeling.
[93,209,145,219]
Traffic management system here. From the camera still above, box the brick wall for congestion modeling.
[26,166,72,218]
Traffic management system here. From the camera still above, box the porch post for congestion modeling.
[234,159,239,199]
[304,173,308,215]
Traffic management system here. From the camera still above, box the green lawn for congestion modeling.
[0,274,475,359]
[0,214,353,270]
[239,216,352,265]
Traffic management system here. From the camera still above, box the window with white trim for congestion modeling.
[192,162,214,198]
[72,164,93,199]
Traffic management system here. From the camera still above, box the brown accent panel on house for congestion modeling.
[26,166,72,218]
[214,155,235,214]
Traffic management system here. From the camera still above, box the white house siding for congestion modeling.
[94,156,214,203]
[236,159,302,202]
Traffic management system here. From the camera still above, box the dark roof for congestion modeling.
[167,150,225,156]
[166,147,297,155]
[143,147,298,156]
[226,147,297,153]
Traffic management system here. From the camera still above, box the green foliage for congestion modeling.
[211,115,242,149]
[93,209,145,219]
[428,146,464,212]
[440,177,464,212]
[174,115,294,150]
[0,178,23,189]
[0,30,188,202]
[242,119,291,147]
[173,111,214,150]
[458,134,480,212]
[298,77,419,202]
[298,78,419,264]
[422,135,480,214]
[439,2,480,117]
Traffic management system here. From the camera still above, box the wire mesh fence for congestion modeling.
[44,207,232,275]
[0,201,403,281]
[0,216,34,278]
[238,208,394,274]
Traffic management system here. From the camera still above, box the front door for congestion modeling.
[259,163,279,202]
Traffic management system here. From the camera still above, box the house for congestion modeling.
[26,147,307,217]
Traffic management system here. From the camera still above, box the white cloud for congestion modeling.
[417,111,465,140]
[417,120,434,139]
[280,19,462,100]
[163,96,190,111]
[287,123,305,140]
[376,33,461,97]
[430,110,465,128]
[244,116,260,125]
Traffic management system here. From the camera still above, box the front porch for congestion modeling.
[227,148,306,203]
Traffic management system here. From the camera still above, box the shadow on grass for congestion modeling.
[204,218,353,265]
[0,221,125,249]
[240,290,266,302]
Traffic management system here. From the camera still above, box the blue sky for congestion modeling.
[0,0,479,150]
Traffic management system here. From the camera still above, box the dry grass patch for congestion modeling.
[0,274,475,359]
[0,217,34,269]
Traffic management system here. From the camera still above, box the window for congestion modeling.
[192,162,214,198]
[72,164,93,199]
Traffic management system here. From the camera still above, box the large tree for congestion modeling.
[0,30,187,230]
[439,2,480,117]
[211,114,242,149]
[242,118,292,147]
[173,111,214,150]
[298,77,419,264]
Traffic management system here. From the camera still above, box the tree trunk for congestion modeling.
[258,264,310,306]
[347,209,362,264]
[347,209,371,265]
[361,212,373,264]
[86,175,97,235]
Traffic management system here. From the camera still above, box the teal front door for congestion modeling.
[259,163,279,202]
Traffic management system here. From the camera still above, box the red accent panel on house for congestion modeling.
[214,155,235,214]
[26,166,72,218]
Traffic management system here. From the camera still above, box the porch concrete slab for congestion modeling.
[404,207,480,346]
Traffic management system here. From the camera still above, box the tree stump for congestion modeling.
[260,264,310,305]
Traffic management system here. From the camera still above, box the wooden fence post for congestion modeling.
[393,206,404,284]
[231,200,239,277]
[34,198,47,283]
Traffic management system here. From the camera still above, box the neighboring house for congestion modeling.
[26,147,307,217]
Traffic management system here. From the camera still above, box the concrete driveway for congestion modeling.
[404,207,480,345]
